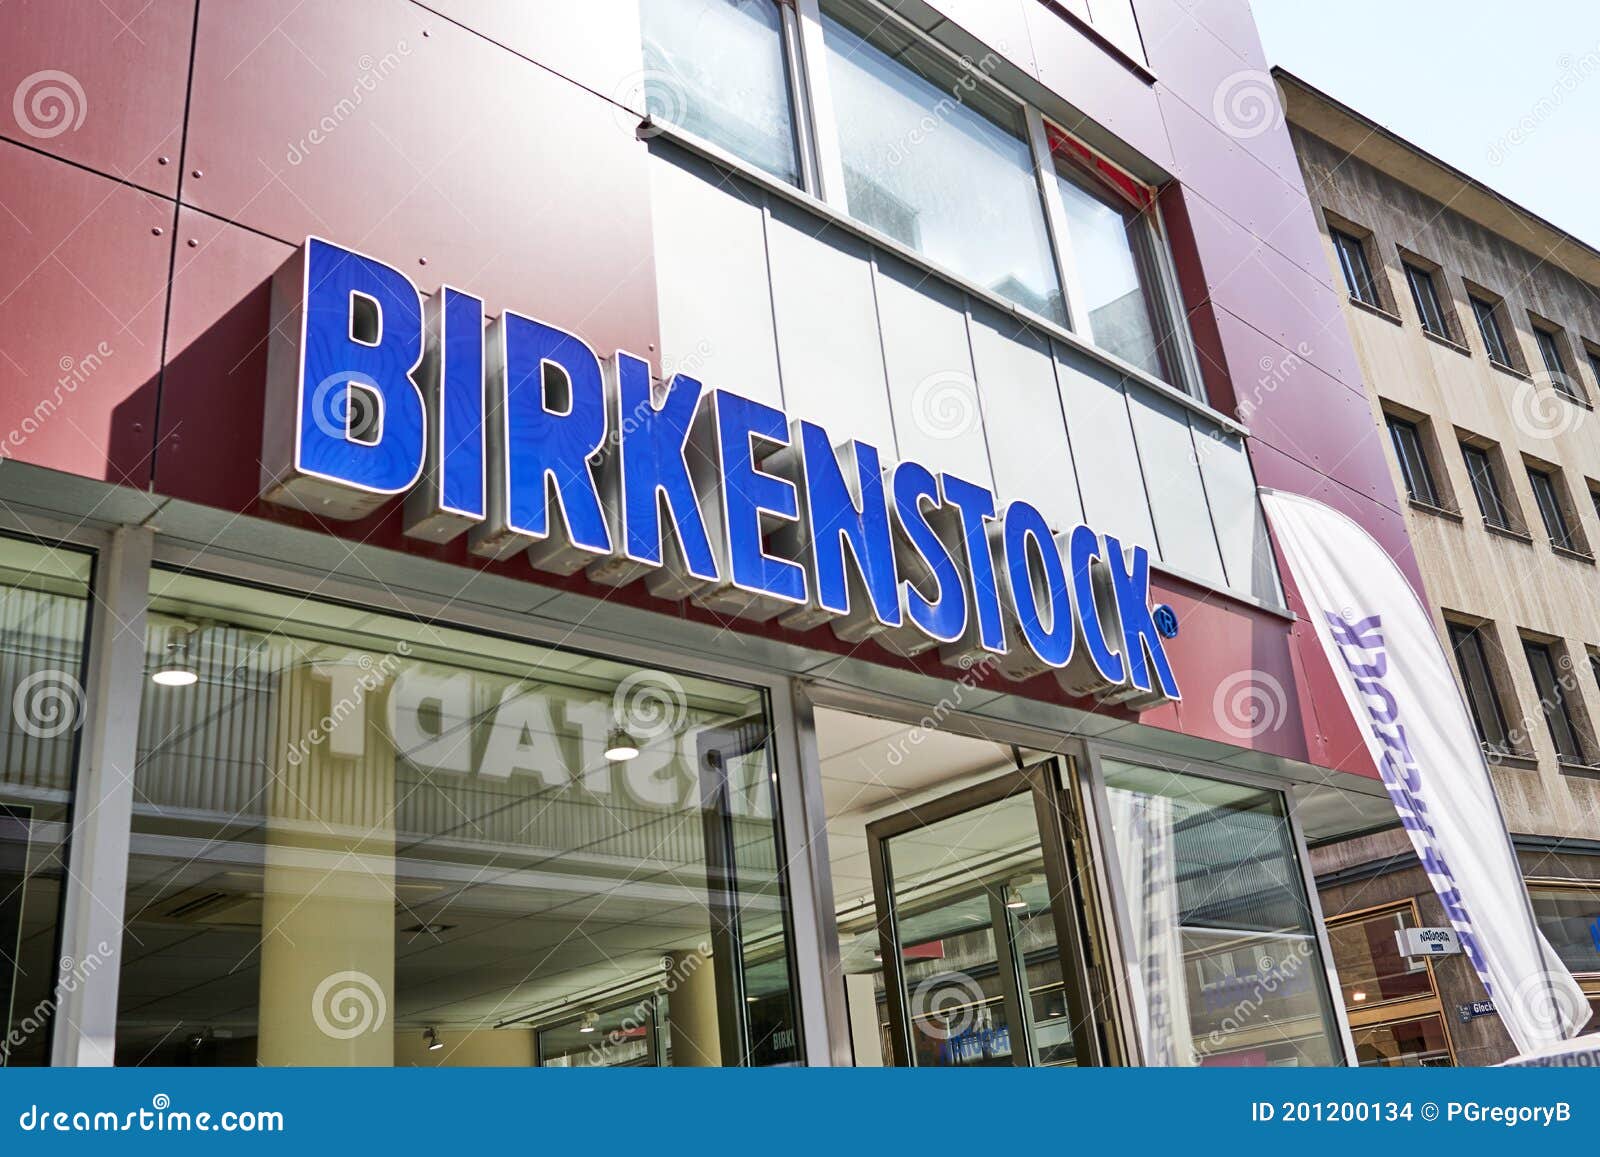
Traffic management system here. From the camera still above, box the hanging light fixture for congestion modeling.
[1004,874,1033,910]
[423,1026,444,1051]
[578,1010,599,1034]
[603,726,640,761]
[151,631,199,687]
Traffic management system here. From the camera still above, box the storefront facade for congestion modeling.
[0,0,1411,1067]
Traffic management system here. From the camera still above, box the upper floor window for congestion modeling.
[1586,344,1600,399]
[1331,227,1380,307]
[1527,465,1576,550]
[1470,294,1513,366]
[641,0,800,184]
[1524,638,1586,763]
[1461,442,1511,531]
[1402,261,1449,339]
[1386,414,1438,506]
[1534,324,1588,404]
[1050,144,1173,380]
[820,3,1064,323]
[1447,621,1511,751]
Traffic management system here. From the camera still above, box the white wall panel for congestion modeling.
[968,303,1081,530]
[1053,344,1156,551]
[1193,422,1281,604]
[1128,387,1226,584]
[874,254,993,487]
[649,152,783,406]
[765,199,897,453]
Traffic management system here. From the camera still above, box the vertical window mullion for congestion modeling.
[778,0,820,198]
[792,0,847,207]
[1027,107,1093,342]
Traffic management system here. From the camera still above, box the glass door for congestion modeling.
[866,761,1101,1066]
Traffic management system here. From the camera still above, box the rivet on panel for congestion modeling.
[158,156,170,165]
[187,239,198,248]
[191,169,203,179]
[418,257,428,266]
[151,227,163,236]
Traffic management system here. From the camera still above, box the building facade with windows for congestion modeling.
[1281,70,1600,1067]
[0,1,1413,1069]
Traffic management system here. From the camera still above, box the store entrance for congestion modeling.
[814,705,1110,1067]
[867,765,1101,1067]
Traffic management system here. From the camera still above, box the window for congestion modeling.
[1587,346,1600,400]
[821,4,1065,322]
[1052,150,1173,379]
[1447,621,1511,751]
[640,0,800,184]
[1470,294,1513,366]
[1386,414,1438,506]
[1529,885,1600,976]
[1524,639,1586,763]
[1102,761,1344,1067]
[1461,443,1511,530]
[1403,262,1449,339]
[1331,227,1381,307]
[115,571,801,1067]
[1535,325,1588,404]
[1527,466,1576,550]
[0,537,92,1067]
[1327,907,1433,1008]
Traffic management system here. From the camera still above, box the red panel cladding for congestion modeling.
[181,0,658,362]
[0,141,169,485]
[1150,573,1315,766]
[154,208,293,510]
[0,0,191,196]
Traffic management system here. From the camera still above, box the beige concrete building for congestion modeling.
[1280,69,1600,1066]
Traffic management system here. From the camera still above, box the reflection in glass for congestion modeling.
[1353,1015,1453,1067]
[880,792,1074,1066]
[1053,161,1169,380]
[0,538,91,1067]
[1104,761,1342,1066]
[115,571,798,1067]
[1327,907,1432,1008]
[822,6,1064,322]
[640,0,799,184]
[1530,886,1600,976]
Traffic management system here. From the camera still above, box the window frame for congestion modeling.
[1385,412,1440,508]
[1532,319,1589,406]
[1466,289,1516,369]
[1446,618,1515,754]
[1401,259,1450,340]
[1459,440,1513,532]
[1330,226,1382,309]
[1522,636,1589,766]
[1526,462,1585,555]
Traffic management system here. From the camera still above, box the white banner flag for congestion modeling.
[1260,489,1590,1056]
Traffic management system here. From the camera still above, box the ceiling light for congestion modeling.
[604,727,640,761]
[1352,990,1367,1003]
[424,1026,443,1051]
[1004,886,1028,910]
[578,1010,599,1034]
[152,632,199,686]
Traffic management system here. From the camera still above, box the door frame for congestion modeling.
[864,759,1103,1067]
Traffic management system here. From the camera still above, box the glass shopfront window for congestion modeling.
[1326,905,1434,1009]
[1529,884,1600,976]
[820,1,1065,322]
[1102,762,1343,1066]
[0,537,92,1066]
[114,571,799,1067]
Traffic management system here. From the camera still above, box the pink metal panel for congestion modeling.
[181,0,658,360]
[154,208,293,511]
[417,0,646,108]
[0,141,169,486]
[0,0,191,196]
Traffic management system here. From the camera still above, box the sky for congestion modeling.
[1251,0,1600,245]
